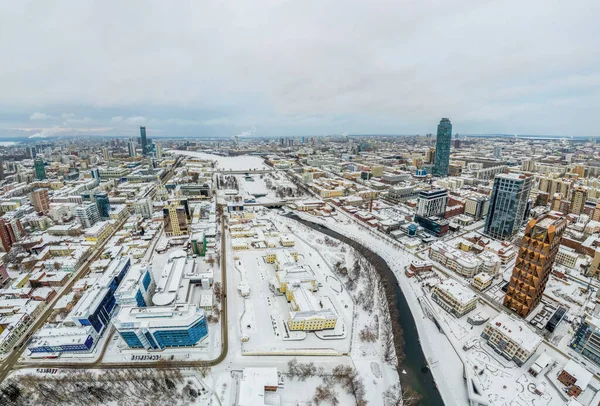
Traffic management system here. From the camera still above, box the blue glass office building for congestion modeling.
[68,257,131,334]
[94,191,111,219]
[114,304,208,350]
[432,118,452,177]
[484,173,533,240]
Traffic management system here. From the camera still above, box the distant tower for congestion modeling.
[128,139,137,157]
[34,157,46,180]
[432,118,452,177]
[484,173,532,240]
[504,212,567,317]
[102,147,110,161]
[155,142,163,159]
[140,126,148,156]
[0,157,4,180]
[493,146,503,159]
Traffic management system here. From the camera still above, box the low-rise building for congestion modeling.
[287,287,337,331]
[431,279,477,317]
[558,360,592,398]
[28,325,99,354]
[481,313,541,366]
[472,272,493,291]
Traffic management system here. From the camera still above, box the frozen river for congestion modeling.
[170,150,269,171]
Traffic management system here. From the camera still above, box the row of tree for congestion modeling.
[0,368,205,406]
[287,359,367,406]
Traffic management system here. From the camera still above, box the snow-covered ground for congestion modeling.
[170,150,269,171]
[294,210,600,406]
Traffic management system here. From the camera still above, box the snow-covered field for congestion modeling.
[170,150,269,171]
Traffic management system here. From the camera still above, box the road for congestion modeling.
[0,217,127,384]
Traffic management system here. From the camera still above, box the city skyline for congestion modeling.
[0,1,599,139]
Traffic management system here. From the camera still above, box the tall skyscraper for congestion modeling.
[570,186,588,215]
[432,118,452,177]
[504,212,567,317]
[484,173,533,240]
[140,126,148,156]
[34,157,46,180]
[31,188,50,213]
[102,147,110,161]
[0,157,4,180]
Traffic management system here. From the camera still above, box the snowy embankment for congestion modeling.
[295,212,469,405]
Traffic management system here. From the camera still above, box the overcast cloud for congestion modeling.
[0,0,599,138]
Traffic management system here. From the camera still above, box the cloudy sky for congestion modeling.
[0,0,599,139]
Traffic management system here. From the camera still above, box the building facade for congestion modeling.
[484,173,533,240]
[504,212,567,317]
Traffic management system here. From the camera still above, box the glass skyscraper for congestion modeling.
[34,157,46,180]
[484,173,533,240]
[432,118,452,177]
[94,191,111,218]
[140,126,148,156]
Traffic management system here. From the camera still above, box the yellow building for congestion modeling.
[274,268,317,299]
[84,221,115,243]
[279,234,295,247]
[265,251,276,263]
[287,288,337,331]
[472,272,493,291]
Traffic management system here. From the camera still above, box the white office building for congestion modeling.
[416,189,448,217]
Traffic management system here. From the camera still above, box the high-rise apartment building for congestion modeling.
[0,157,4,180]
[425,147,435,165]
[538,176,571,199]
[493,146,503,159]
[416,189,448,217]
[34,157,46,180]
[31,188,50,213]
[155,142,163,159]
[163,201,189,236]
[432,118,452,177]
[76,202,101,228]
[140,126,148,156]
[128,140,137,157]
[504,212,567,317]
[484,173,533,240]
[102,147,109,161]
[570,186,588,215]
